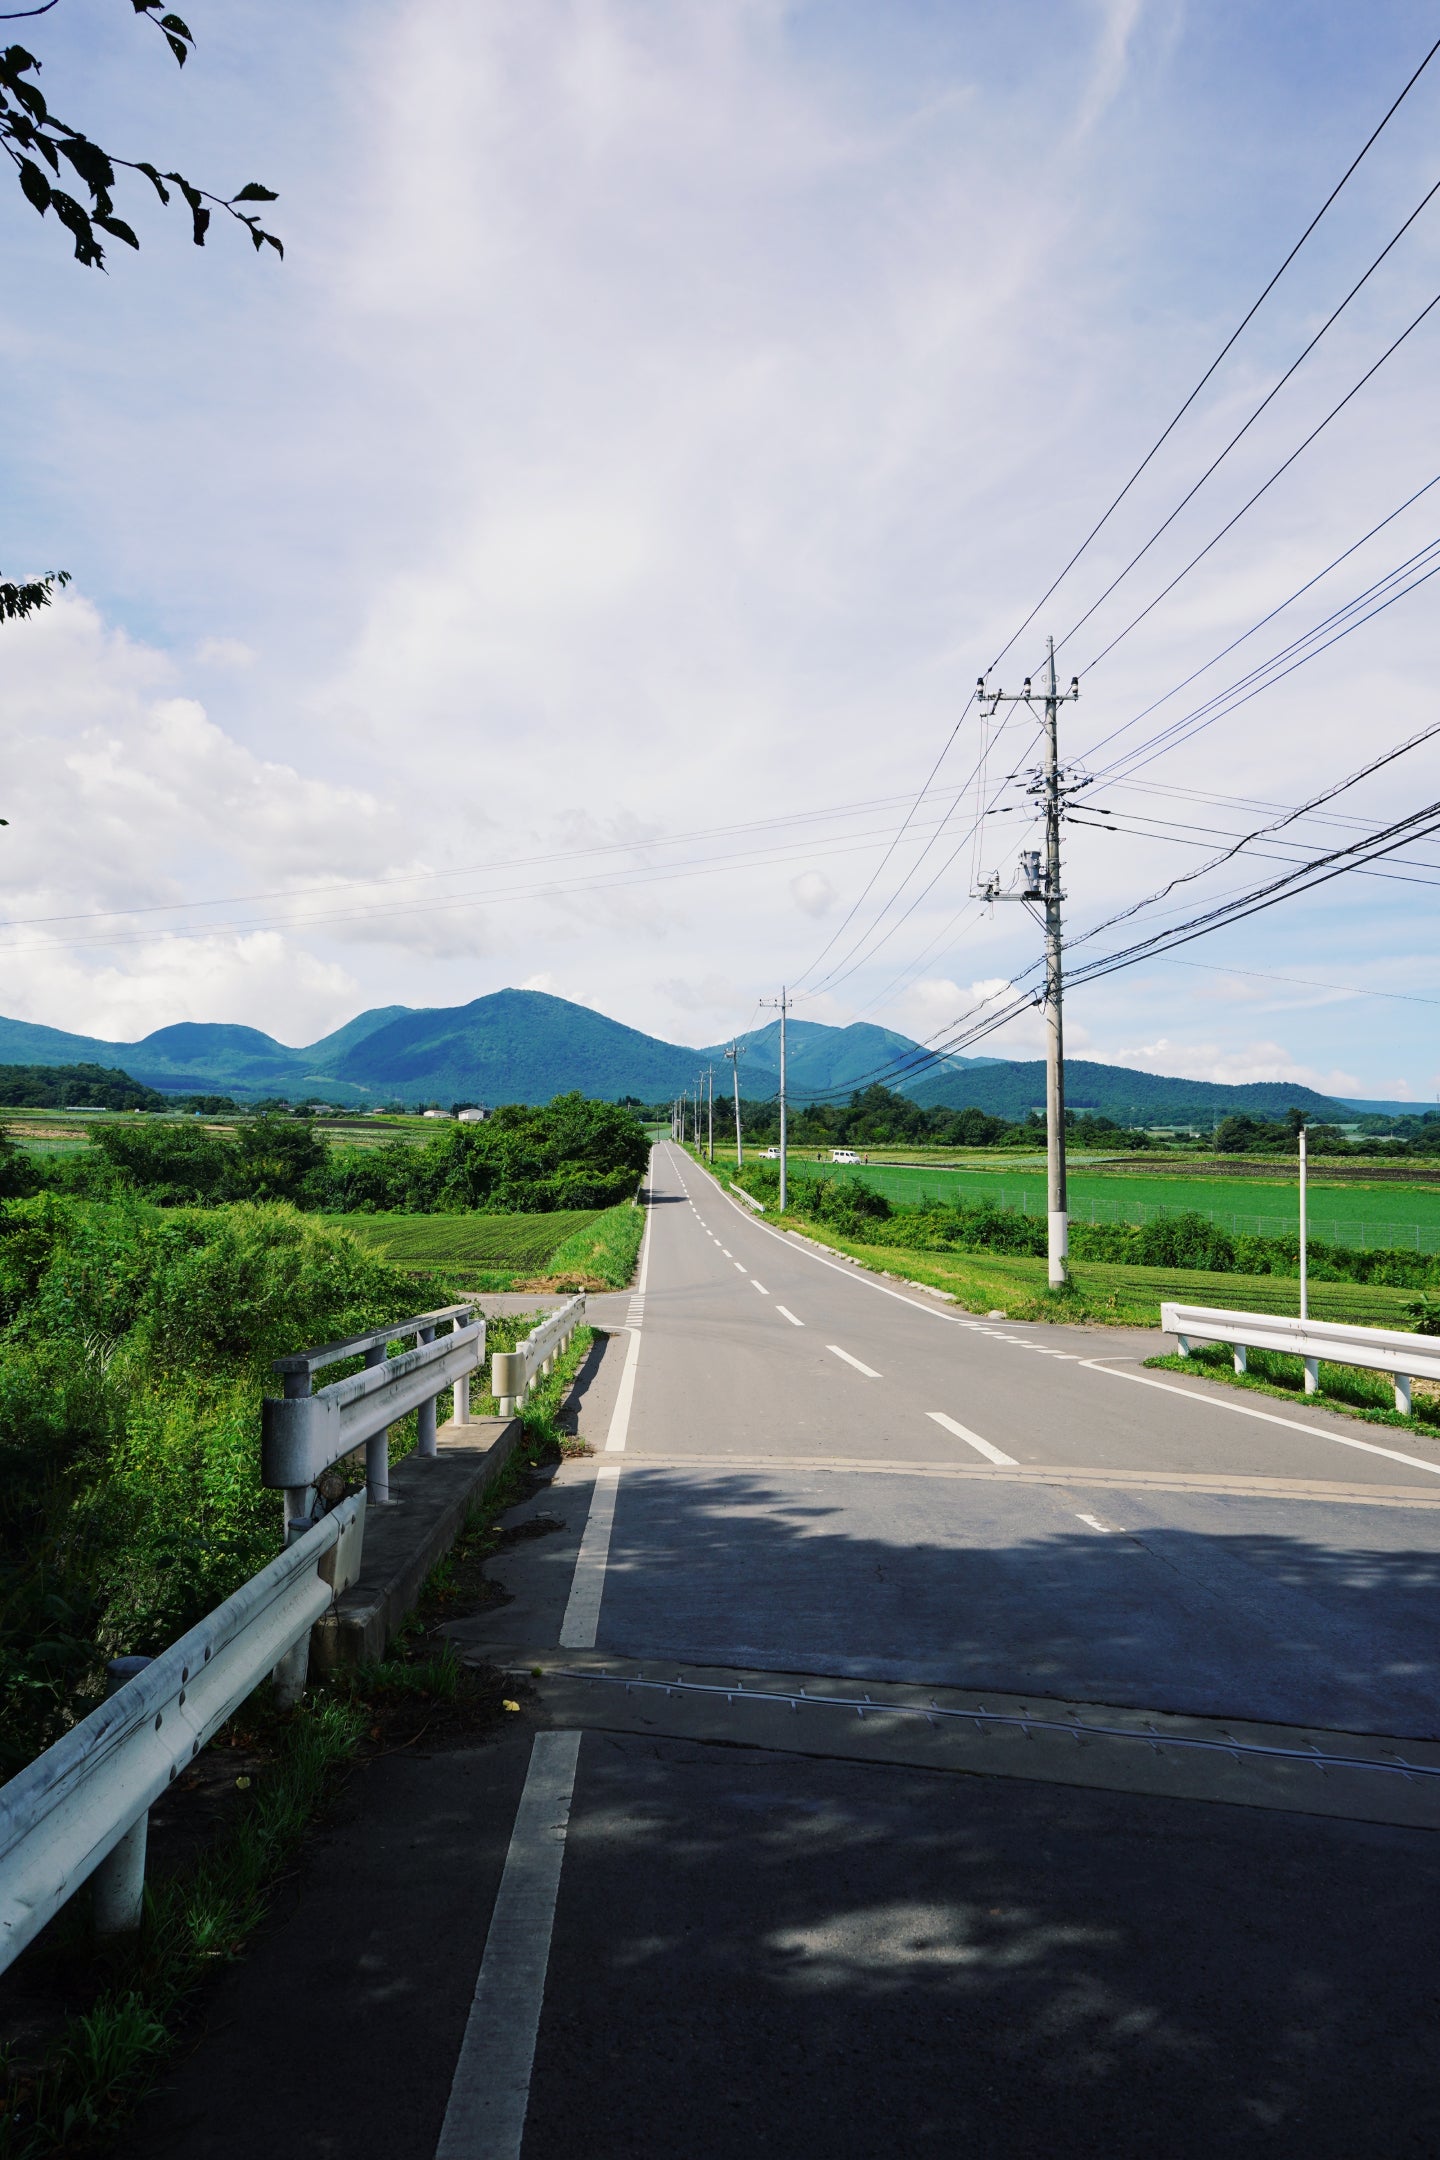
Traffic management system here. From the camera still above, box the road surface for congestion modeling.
[137,1143,1440,2158]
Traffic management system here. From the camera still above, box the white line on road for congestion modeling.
[603,1328,642,1452]
[735,1263,747,1274]
[752,1280,769,1294]
[1083,1359,1440,1480]
[721,1248,733,1257]
[828,1344,881,1378]
[434,1729,582,2160]
[776,1306,804,1327]
[1077,1512,1119,1533]
[558,1175,652,1647]
[926,1410,1017,1466]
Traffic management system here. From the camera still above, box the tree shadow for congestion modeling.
[599,1466,1440,1737]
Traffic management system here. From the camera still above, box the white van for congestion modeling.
[760,1146,780,1159]
[831,1149,860,1165]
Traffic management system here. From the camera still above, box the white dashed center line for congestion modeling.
[827,1345,881,1379]
[776,1306,804,1327]
[1077,1512,1122,1534]
[751,1280,769,1294]
[926,1411,1016,1467]
[735,1263,747,1274]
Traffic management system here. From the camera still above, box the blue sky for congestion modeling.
[2,0,1439,1100]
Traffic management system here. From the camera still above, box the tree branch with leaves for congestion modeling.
[2,4,283,620]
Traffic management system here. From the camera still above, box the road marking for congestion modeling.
[776,1306,804,1326]
[1077,1512,1119,1533]
[558,1183,651,1647]
[1082,1359,1440,1480]
[926,1411,1017,1466]
[828,1344,881,1378]
[752,1280,769,1294]
[603,1327,642,1452]
[721,1248,733,1257]
[434,1729,582,2160]
[735,1263,747,1274]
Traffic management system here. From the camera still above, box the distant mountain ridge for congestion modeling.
[0,987,1365,1124]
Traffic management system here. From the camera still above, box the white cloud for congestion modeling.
[790,871,837,918]
[1109,1036,1363,1094]
[195,638,256,670]
[0,1,1435,1093]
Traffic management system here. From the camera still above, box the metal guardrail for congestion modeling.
[0,1495,366,1974]
[1162,1301,1440,1415]
[491,1295,586,1417]
[263,1303,485,1526]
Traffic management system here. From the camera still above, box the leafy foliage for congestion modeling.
[0,1060,165,1109]
[0,567,68,623]
[0,1197,424,1768]
[1,8,281,271]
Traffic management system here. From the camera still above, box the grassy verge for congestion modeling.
[530,1199,643,1291]
[1145,1340,1440,1443]
[0,1323,599,2156]
[687,1157,1426,1328]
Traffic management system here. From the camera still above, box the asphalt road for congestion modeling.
[138,1144,1440,2159]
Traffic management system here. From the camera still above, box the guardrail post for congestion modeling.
[281,1367,316,1534]
[1303,1357,1320,1395]
[416,1326,438,1457]
[492,1349,522,1418]
[92,1657,154,1936]
[1396,1374,1412,1416]
[1176,1334,1190,1357]
[271,1519,315,1708]
[363,1342,392,1505]
[1232,1344,1247,1375]
[454,1314,471,1425]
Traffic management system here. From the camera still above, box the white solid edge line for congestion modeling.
[1081,1358,1440,1479]
[827,1343,881,1379]
[558,1167,652,1648]
[926,1410,1017,1466]
[434,1727,582,2160]
[775,1306,804,1326]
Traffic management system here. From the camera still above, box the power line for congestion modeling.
[986,26,1440,674]
[1052,169,1440,661]
[1072,278,1440,677]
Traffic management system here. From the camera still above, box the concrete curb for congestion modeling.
[310,1415,521,1669]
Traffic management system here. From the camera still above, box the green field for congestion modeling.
[786,1233,1425,1331]
[319,1209,602,1271]
[720,1150,1440,1251]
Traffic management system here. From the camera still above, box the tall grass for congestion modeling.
[0,1197,436,1769]
[543,1198,644,1288]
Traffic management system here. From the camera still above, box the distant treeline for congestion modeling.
[0,1095,648,1214]
[0,1061,240,1113]
[664,1083,1440,1157]
[678,1083,1153,1151]
[734,1162,1440,1292]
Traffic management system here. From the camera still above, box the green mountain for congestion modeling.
[0,989,1359,1124]
[905,1056,1346,1126]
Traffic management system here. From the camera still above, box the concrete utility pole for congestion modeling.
[1299,1121,1309,1322]
[760,990,790,1209]
[980,637,1079,1288]
[707,1066,714,1163]
[725,1042,744,1167]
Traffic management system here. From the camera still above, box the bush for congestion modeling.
[0,1197,426,1768]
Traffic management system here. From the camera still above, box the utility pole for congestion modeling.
[1299,1121,1308,1322]
[706,1066,714,1163]
[760,989,790,1209]
[979,637,1079,1288]
[725,1042,744,1167]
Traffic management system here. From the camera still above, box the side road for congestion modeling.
[130,1147,1440,2158]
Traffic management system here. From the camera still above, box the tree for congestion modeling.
[3,1,282,617]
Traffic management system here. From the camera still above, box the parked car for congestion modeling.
[760,1146,780,1159]
[831,1149,860,1164]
